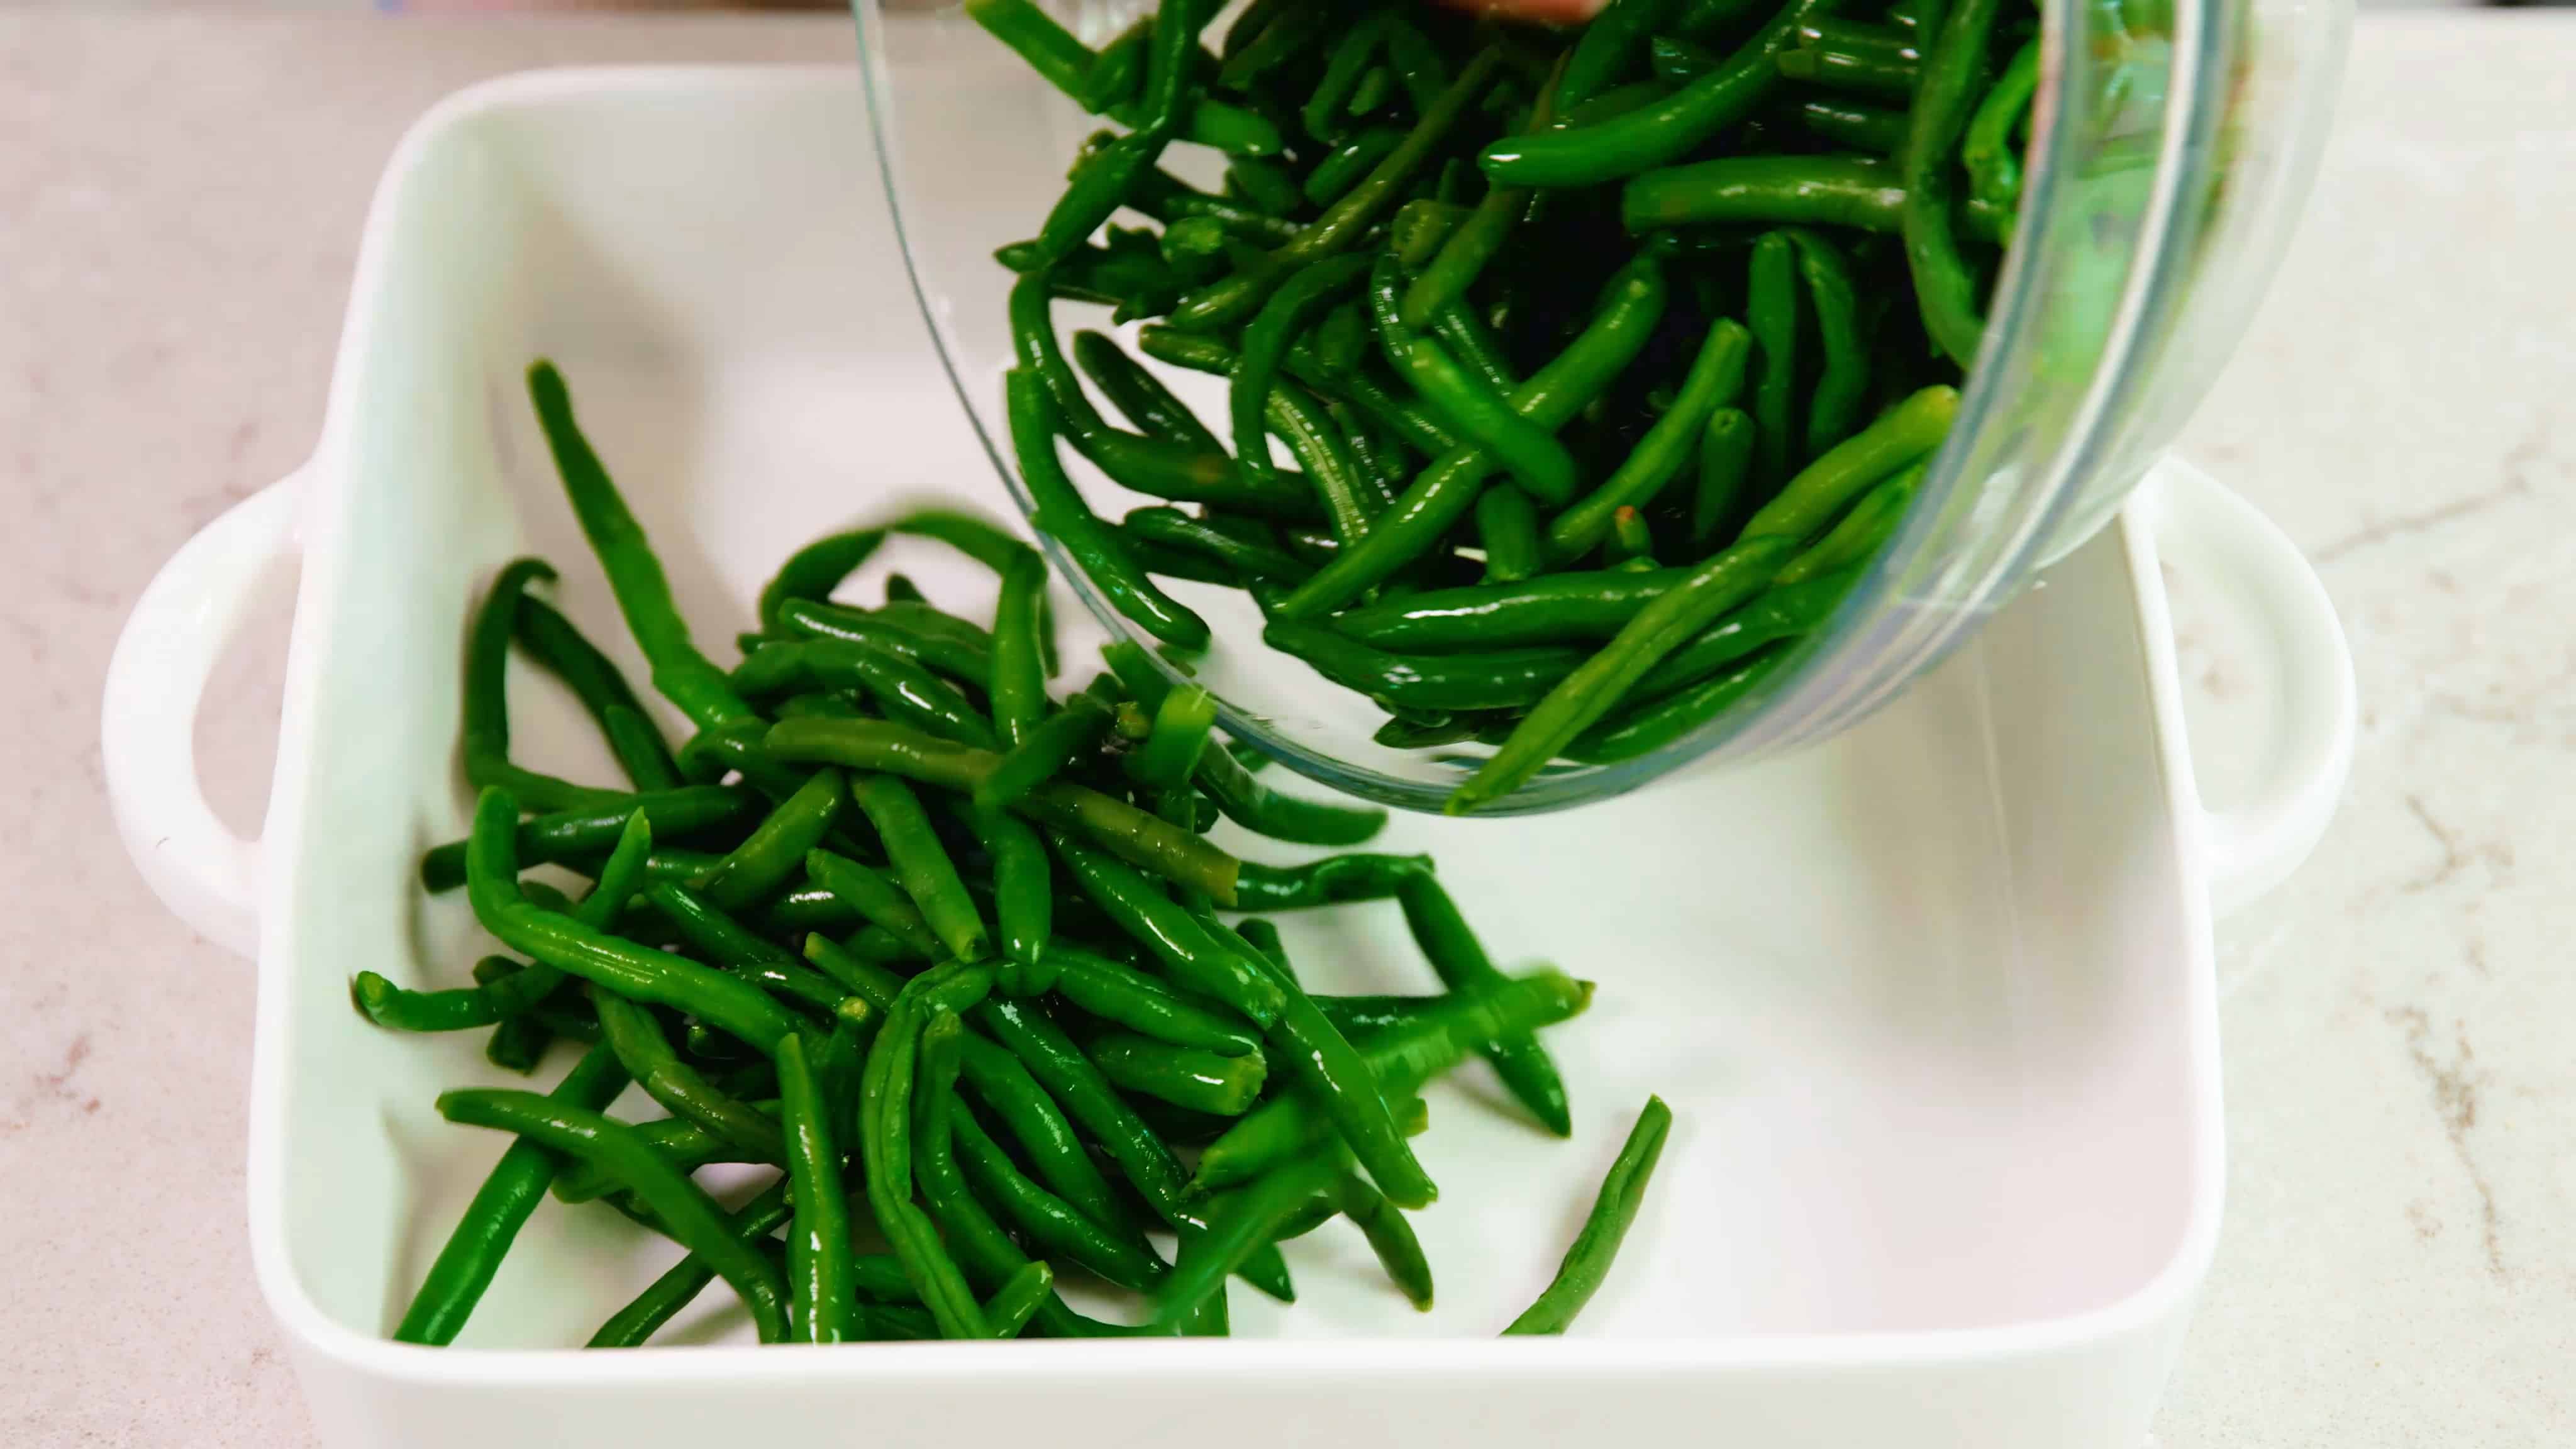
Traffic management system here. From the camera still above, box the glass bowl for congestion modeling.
[852,0,2350,814]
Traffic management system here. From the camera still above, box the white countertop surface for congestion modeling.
[4,10,2569,1446]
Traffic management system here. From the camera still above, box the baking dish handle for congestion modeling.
[2139,455,2355,914]
[102,472,305,960]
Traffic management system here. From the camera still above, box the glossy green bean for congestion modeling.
[1775,41,1918,95]
[1005,368,1212,651]
[1964,36,2039,208]
[1074,331,1219,453]
[1086,1032,1267,1116]
[1273,255,1670,618]
[1692,407,1757,547]
[1154,1148,1344,1326]
[805,848,943,959]
[1398,874,1572,1136]
[1623,153,1907,233]
[1396,335,1578,506]
[1301,9,1395,138]
[756,528,885,635]
[1738,384,1955,541]
[774,1033,857,1342]
[861,965,997,1339]
[952,800,1053,973]
[1123,508,1311,582]
[587,1175,791,1348]
[1775,461,1923,585]
[973,692,1116,813]
[1231,853,1431,911]
[594,990,784,1163]
[438,1089,789,1343]
[1629,565,1857,699]
[1478,0,1835,186]
[645,881,855,1019]
[1036,945,1263,1056]
[1232,255,1375,499]
[692,767,843,911]
[527,362,753,730]
[460,558,618,814]
[1193,968,1592,1192]
[465,789,802,1053]
[1053,835,1280,1026]
[1550,318,1752,560]
[953,1104,1163,1292]
[1266,625,1587,713]
[511,596,682,791]
[1901,0,2002,364]
[1558,0,1682,112]
[1303,128,1404,208]
[853,774,989,963]
[418,784,753,892]
[774,601,993,691]
[1798,97,1911,151]
[1451,538,1793,812]
[1568,647,1790,762]
[1131,684,1217,791]
[764,717,1245,906]
[1787,229,1868,457]
[1478,484,1543,584]
[1503,1096,1672,1333]
[1748,231,1802,496]
[394,1042,630,1345]
[1336,1170,1434,1309]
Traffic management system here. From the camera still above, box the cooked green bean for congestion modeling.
[1502,1096,1672,1333]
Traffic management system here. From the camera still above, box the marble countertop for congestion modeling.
[4,10,2568,1446]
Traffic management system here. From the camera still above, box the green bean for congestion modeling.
[1036,945,1263,1056]
[1798,97,1911,151]
[1629,566,1858,699]
[1131,684,1217,792]
[1381,14,1450,110]
[587,1175,791,1348]
[465,789,802,1053]
[1964,36,2039,208]
[392,1042,630,1345]
[1692,407,1757,547]
[1123,508,1312,582]
[1623,153,1907,233]
[1503,1096,1672,1333]
[1226,157,1304,217]
[1775,40,1918,95]
[1427,302,1520,396]
[985,549,1050,752]
[805,848,942,959]
[1787,229,1868,456]
[1073,330,1219,452]
[1155,1148,1344,1326]
[526,362,752,730]
[692,767,843,911]
[863,965,998,1339]
[1549,318,1752,560]
[1165,45,1506,333]
[1194,967,1592,1192]
[756,528,884,635]
[1558,0,1682,112]
[553,1098,783,1204]
[1450,537,1793,812]
[1396,336,1578,506]
[1478,484,1543,584]
[509,594,681,791]
[1232,853,1431,911]
[1748,231,1802,496]
[774,601,993,691]
[1738,384,1955,540]
[418,784,752,893]
[1053,835,1281,1026]
[1398,874,1572,1136]
[1267,625,1587,713]
[973,692,1116,812]
[1901,0,2002,364]
[480,1013,553,1073]
[1562,79,1671,127]
[1304,128,1404,208]
[1568,647,1790,762]
[1005,369,1212,651]
[774,1033,857,1342]
[1391,199,1467,270]
[1274,253,1669,618]
[952,800,1053,972]
[1648,33,1723,82]
[594,989,784,1162]
[1302,9,1396,137]
[1774,460,1923,584]
[982,1263,1054,1341]
[765,717,1245,906]
[1270,381,1385,550]
[1232,257,1375,499]
[645,881,855,1019]
[438,1089,789,1343]
[1336,1171,1434,1309]
[1478,0,1835,186]
[852,774,989,963]
[458,559,618,814]
[1086,1032,1267,1116]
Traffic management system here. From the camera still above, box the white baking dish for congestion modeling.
[103,67,2353,1449]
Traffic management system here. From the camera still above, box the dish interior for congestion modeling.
[270,72,2202,1351]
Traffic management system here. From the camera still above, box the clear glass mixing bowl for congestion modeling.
[854,0,2350,814]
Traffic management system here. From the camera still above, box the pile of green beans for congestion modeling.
[364,361,1671,1347]
[972,0,2048,810]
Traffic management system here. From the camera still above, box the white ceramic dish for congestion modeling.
[103,69,2353,1449]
